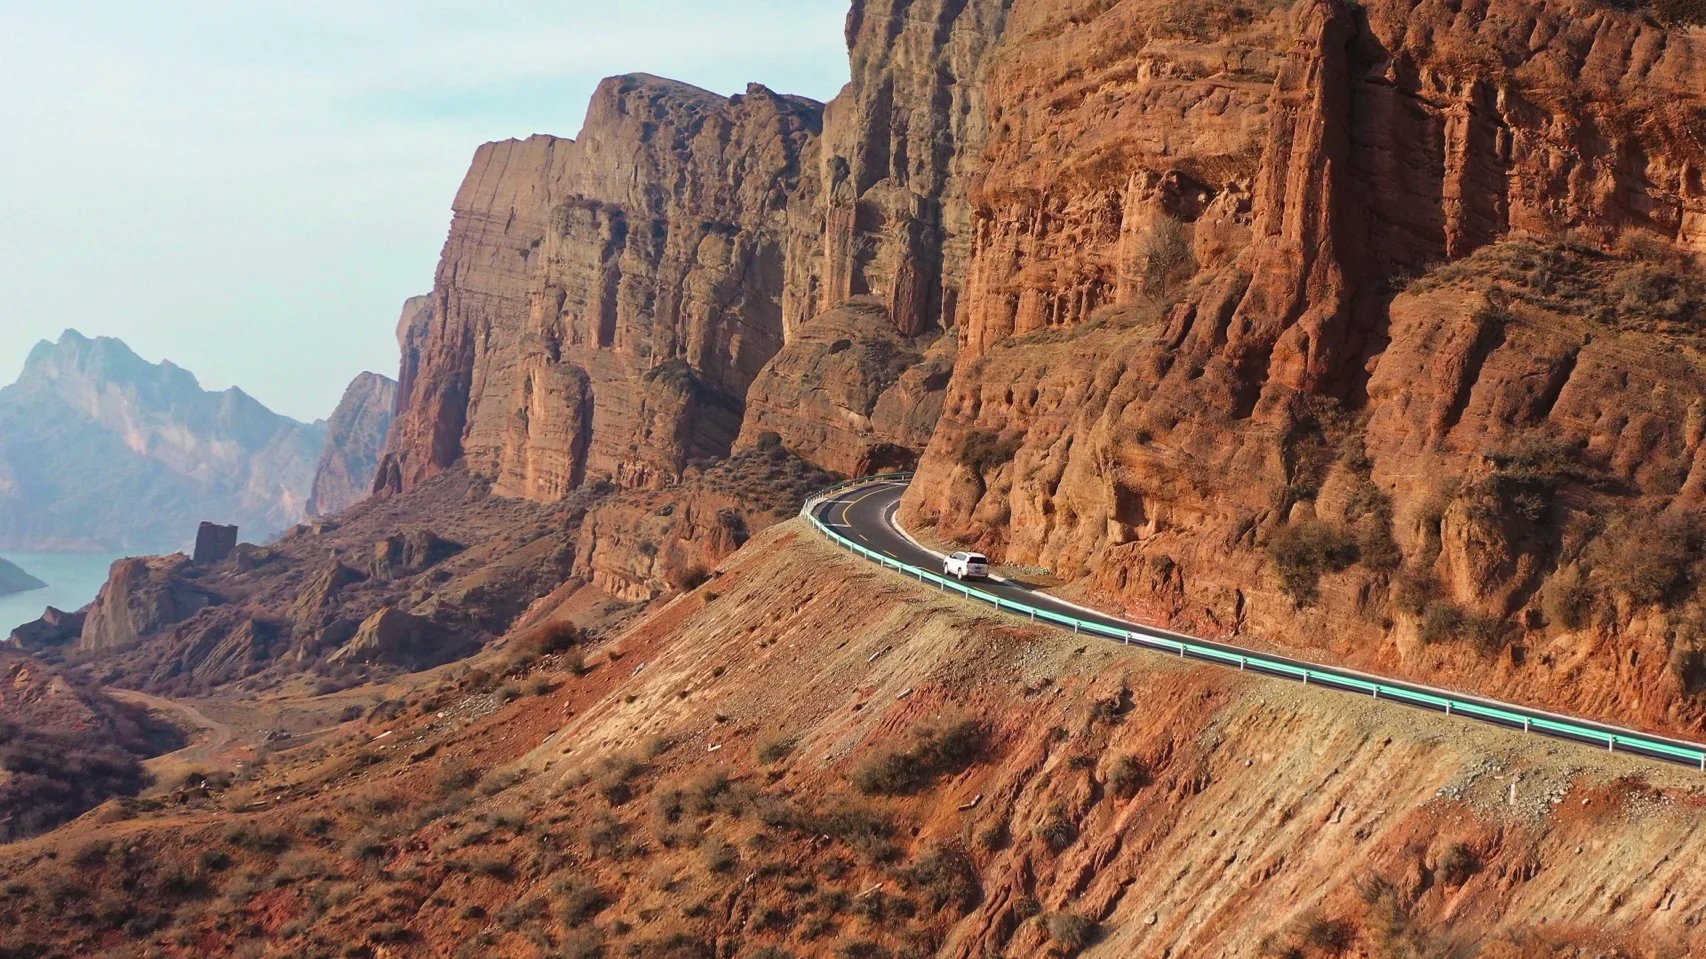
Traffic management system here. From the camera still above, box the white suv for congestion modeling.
[943,551,990,580]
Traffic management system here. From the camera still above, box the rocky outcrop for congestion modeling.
[572,446,835,600]
[6,606,84,651]
[0,331,327,552]
[192,523,238,565]
[308,371,398,517]
[735,299,953,475]
[327,607,465,670]
[369,530,461,582]
[376,76,824,501]
[289,562,366,642]
[0,558,44,598]
[65,468,588,695]
[78,556,213,654]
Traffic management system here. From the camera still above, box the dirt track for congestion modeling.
[107,688,239,778]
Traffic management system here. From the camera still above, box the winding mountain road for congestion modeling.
[814,478,1706,771]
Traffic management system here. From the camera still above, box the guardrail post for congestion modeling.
[1238,657,1245,670]
[1523,718,1530,733]
[1301,671,1308,685]
[1444,702,1451,716]
[1371,687,1377,700]
[1608,735,1615,753]
[1073,622,1079,635]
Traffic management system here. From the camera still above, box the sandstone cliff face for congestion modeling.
[376,76,824,502]
[901,0,1706,733]
[780,0,1014,339]
[356,0,1706,733]
[735,299,953,475]
[0,331,327,551]
[307,371,397,517]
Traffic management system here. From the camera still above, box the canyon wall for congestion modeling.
[376,76,825,501]
[902,0,1706,733]
[364,0,1706,730]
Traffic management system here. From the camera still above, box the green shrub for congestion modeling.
[438,763,482,795]
[1437,842,1481,887]
[1036,805,1077,852]
[1300,910,1355,955]
[1046,912,1100,954]
[836,941,889,959]
[905,843,981,913]
[1417,602,1504,653]
[701,838,739,874]
[1268,520,1360,604]
[552,875,611,924]
[1106,755,1150,798]
[851,718,986,795]
[527,619,588,655]
[810,802,897,859]
[756,735,796,765]
[1650,0,1706,25]
[1590,512,1698,607]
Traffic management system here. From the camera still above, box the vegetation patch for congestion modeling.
[851,717,987,795]
[1268,520,1360,605]
[957,430,1023,475]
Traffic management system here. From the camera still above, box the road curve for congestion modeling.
[814,478,1706,771]
[107,688,237,774]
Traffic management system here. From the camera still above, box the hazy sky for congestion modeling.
[0,1,851,422]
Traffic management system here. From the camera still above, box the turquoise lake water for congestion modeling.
[0,552,127,634]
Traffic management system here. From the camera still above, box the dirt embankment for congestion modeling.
[2,520,1704,957]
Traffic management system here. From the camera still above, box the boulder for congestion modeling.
[369,530,461,581]
[328,607,462,670]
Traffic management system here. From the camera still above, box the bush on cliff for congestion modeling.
[1268,520,1360,605]
[1648,0,1706,25]
[958,430,1022,476]
[852,717,986,795]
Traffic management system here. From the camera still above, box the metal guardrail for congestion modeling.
[803,476,1706,771]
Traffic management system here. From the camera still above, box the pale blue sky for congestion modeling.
[0,1,851,421]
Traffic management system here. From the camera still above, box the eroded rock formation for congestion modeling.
[899,0,1706,731]
[376,76,824,501]
[308,371,398,517]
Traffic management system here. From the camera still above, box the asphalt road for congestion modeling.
[816,479,1706,770]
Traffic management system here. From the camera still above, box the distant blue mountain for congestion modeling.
[0,331,328,552]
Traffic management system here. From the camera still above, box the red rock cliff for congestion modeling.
[377,76,824,500]
[372,0,1706,731]
[903,0,1706,733]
